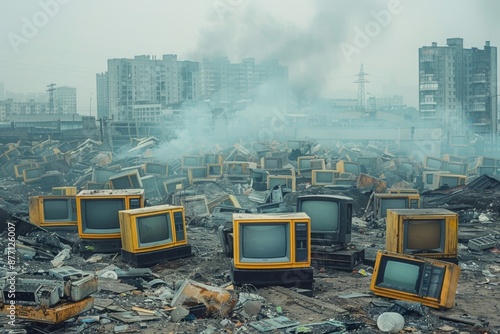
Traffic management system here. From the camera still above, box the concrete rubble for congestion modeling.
[0,137,499,333]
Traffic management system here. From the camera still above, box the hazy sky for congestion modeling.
[0,0,499,116]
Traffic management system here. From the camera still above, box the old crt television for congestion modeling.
[142,162,168,176]
[311,170,338,186]
[422,170,450,190]
[309,159,326,171]
[424,156,443,170]
[336,160,361,175]
[23,167,45,183]
[297,195,353,245]
[442,161,467,175]
[223,162,250,175]
[29,195,77,230]
[267,174,296,191]
[261,157,283,170]
[479,156,497,166]
[386,209,458,262]
[373,193,420,219]
[296,156,316,175]
[207,164,223,177]
[370,250,460,309]
[187,166,209,184]
[181,155,204,168]
[119,205,192,267]
[163,177,186,194]
[477,166,497,176]
[14,163,38,180]
[231,212,313,289]
[204,153,223,165]
[432,174,466,189]
[77,189,145,252]
[92,166,118,183]
[109,170,143,189]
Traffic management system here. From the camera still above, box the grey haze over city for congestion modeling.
[0,0,499,115]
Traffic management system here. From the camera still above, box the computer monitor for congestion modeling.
[424,156,443,170]
[231,212,313,289]
[261,157,283,170]
[142,162,168,176]
[181,155,204,168]
[386,208,458,262]
[109,170,143,189]
[373,193,420,219]
[370,251,460,309]
[267,175,296,191]
[297,156,316,175]
[119,205,192,267]
[297,195,353,246]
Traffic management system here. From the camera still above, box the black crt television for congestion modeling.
[296,194,353,245]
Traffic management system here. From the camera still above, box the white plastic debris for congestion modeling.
[377,312,405,333]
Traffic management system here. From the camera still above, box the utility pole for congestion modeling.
[47,83,56,114]
[353,64,369,110]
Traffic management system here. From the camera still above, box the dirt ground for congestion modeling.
[1,181,500,333]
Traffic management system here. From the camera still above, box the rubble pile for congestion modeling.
[0,137,499,333]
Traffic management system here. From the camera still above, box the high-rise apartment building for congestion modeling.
[53,86,77,114]
[96,72,109,120]
[419,38,497,135]
[100,55,288,121]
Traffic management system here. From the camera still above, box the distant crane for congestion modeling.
[353,64,369,110]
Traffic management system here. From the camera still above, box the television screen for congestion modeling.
[145,163,167,175]
[405,219,444,252]
[111,176,133,189]
[208,165,222,175]
[482,158,496,166]
[478,166,495,176]
[269,177,287,189]
[300,200,339,232]
[183,157,201,167]
[375,257,422,294]
[380,198,407,218]
[439,176,460,187]
[137,214,172,246]
[446,163,463,174]
[228,164,244,174]
[310,160,324,170]
[81,198,124,231]
[425,173,434,184]
[299,159,312,169]
[191,168,207,178]
[241,224,289,260]
[344,162,359,174]
[316,171,333,183]
[26,169,42,179]
[265,159,279,169]
[204,154,217,164]
[43,199,72,221]
[426,158,442,169]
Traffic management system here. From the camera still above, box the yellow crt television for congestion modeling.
[76,189,145,253]
[267,174,296,191]
[336,160,361,175]
[29,195,77,230]
[230,212,313,289]
[432,173,466,190]
[373,193,420,219]
[423,156,444,170]
[370,250,460,309]
[119,205,192,267]
[311,170,339,186]
[386,208,458,262]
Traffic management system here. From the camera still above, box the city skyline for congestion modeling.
[1,0,499,116]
